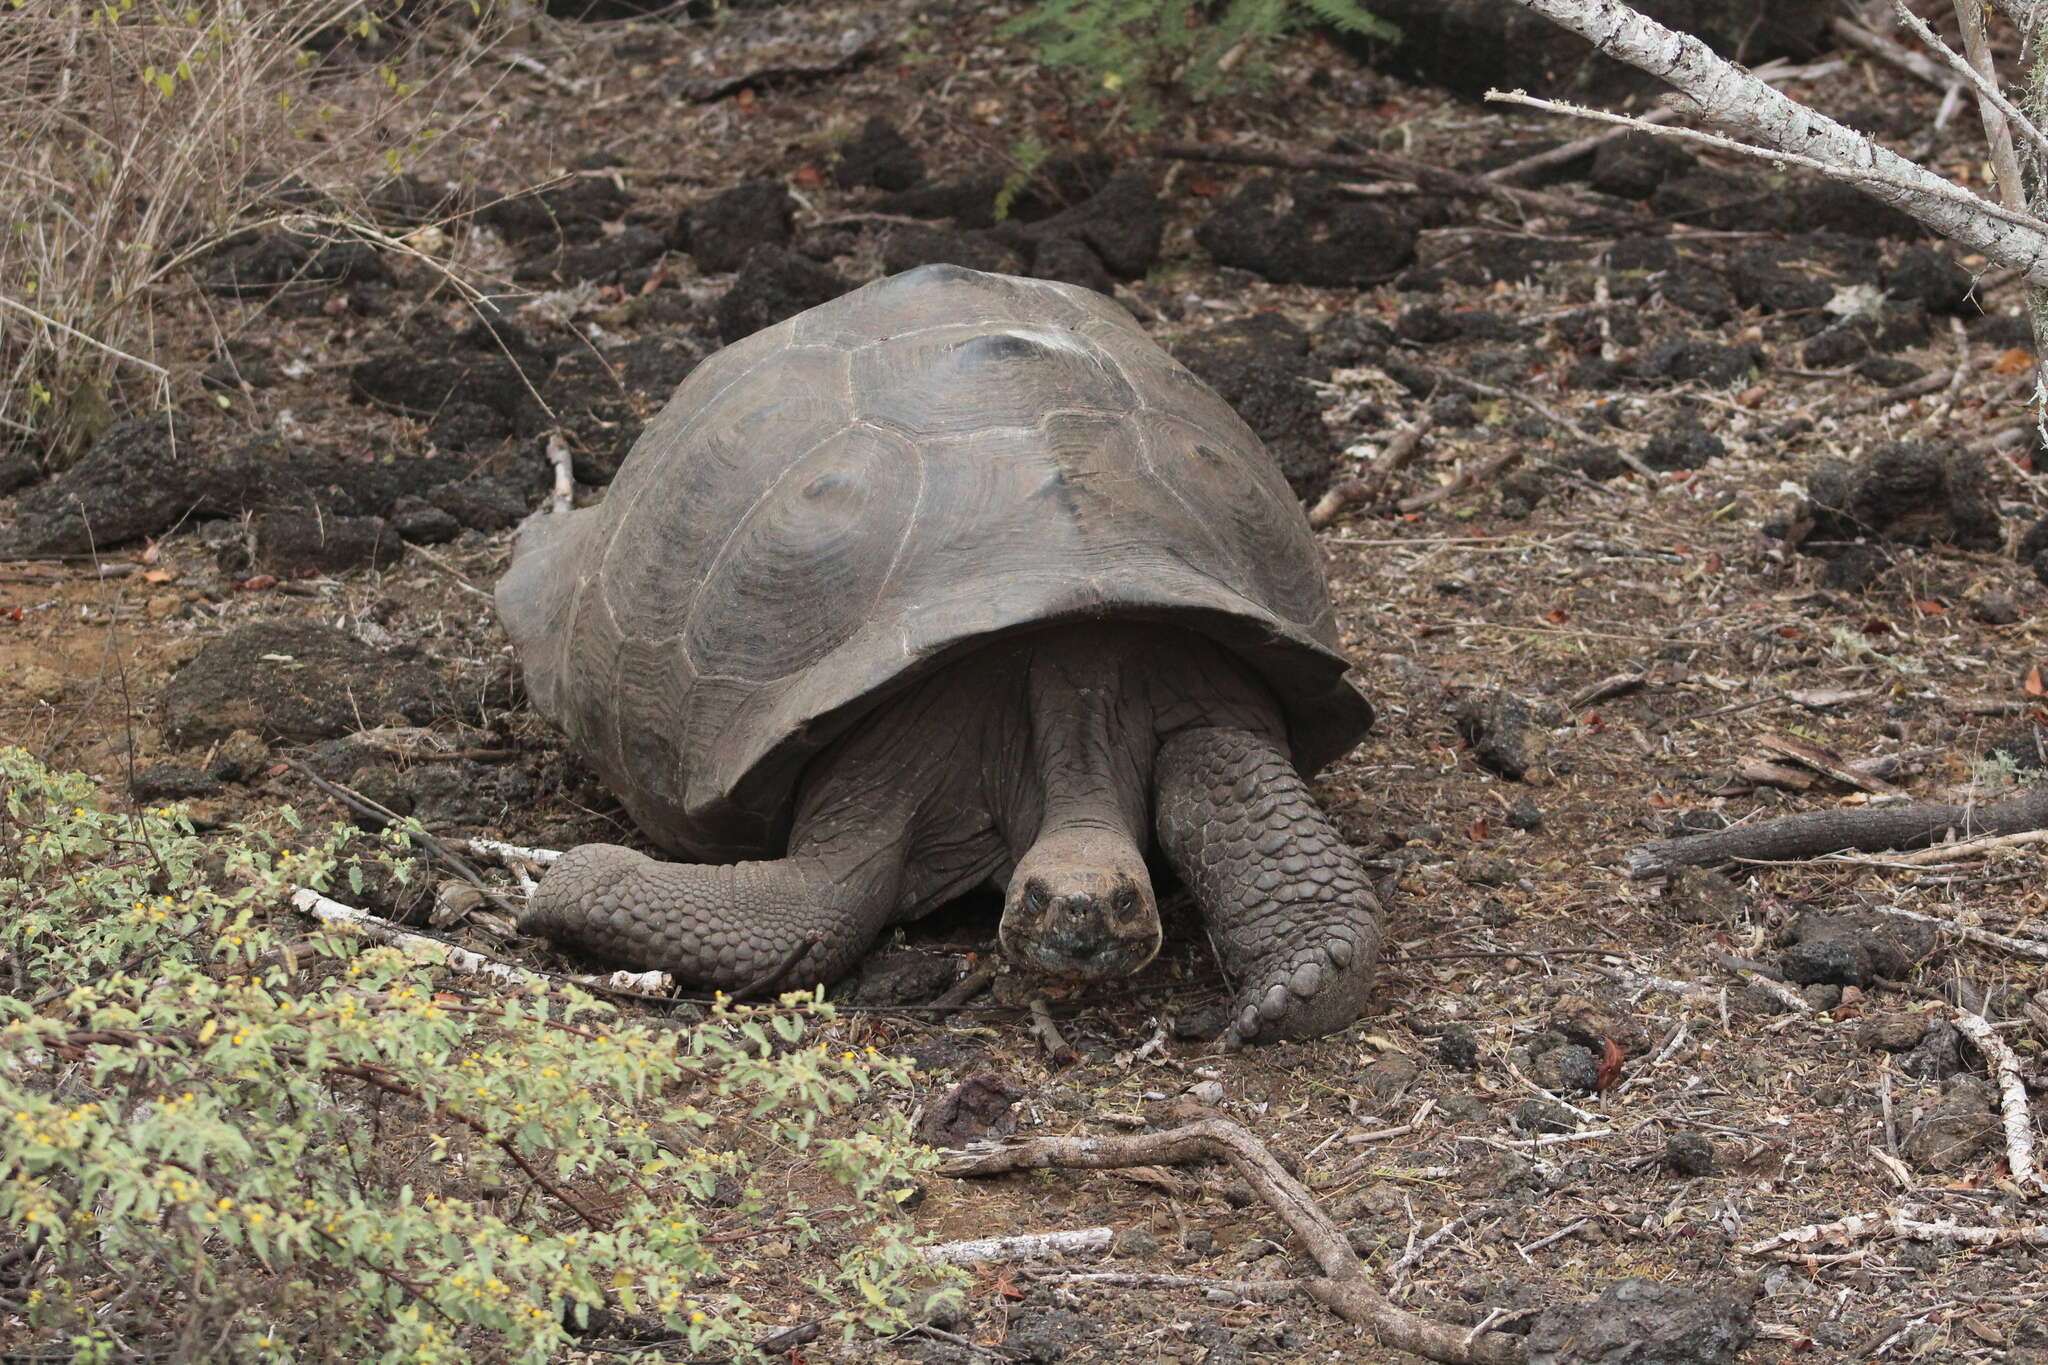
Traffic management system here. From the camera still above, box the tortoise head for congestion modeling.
[999,827,1160,982]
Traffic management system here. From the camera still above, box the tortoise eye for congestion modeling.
[1024,880,1050,913]
[1112,887,1138,916]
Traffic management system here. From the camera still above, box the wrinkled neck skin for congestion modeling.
[989,624,1284,980]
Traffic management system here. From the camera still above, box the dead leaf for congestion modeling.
[1994,347,2034,375]
[234,575,278,592]
[1596,1037,1625,1091]
[1913,599,1947,615]
[140,568,174,584]
[2027,665,2044,697]
[1543,607,1570,625]
[792,162,824,188]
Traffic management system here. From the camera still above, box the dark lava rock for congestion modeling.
[479,177,628,244]
[1000,171,1164,280]
[1657,265,1736,323]
[1528,1277,1755,1365]
[1512,1099,1579,1136]
[676,178,795,273]
[833,116,924,192]
[424,477,527,533]
[1637,338,1761,387]
[913,1071,1024,1148]
[201,339,275,392]
[1776,911,1922,988]
[1972,590,2021,625]
[872,154,1113,231]
[544,331,704,485]
[1531,1044,1600,1095]
[1505,796,1544,831]
[1171,1003,1233,1041]
[714,245,851,345]
[881,224,1023,277]
[1971,312,2034,349]
[1855,355,1926,385]
[1464,1150,1536,1197]
[0,447,39,495]
[1664,868,1748,925]
[1001,1308,1096,1365]
[0,419,460,557]
[350,760,535,829]
[206,731,271,784]
[1804,441,2002,551]
[1195,176,1417,287]
[1858,1010,1930,1052]
[1985,722,2048,773]
[1560,443,1629,482]
[1436,1023,1480,1070]
[1341,0,1829,100]
[836,948,960,1008]
[1818,543,1889,593]
[1641,421,1724,472]
[1451,688,1554,782]
[1313,313,1394,367]
[246,511,404,577]
[1589,134,1695,201]
[1664,1133,1716,1177]
[1886,247,1974,314]
[160,621,442,746]
[2018,512,2048,565]
[513,225,666,286]
[1728,250,1834,314]
[129,763,224,802]
[1457,853,1516,887]
[1802,319,1872,368]
[389,498,462,545]
[350,326,550,431]
[426,401,514,453]
[1665,809,1731,838]
[1170,313,1338,497]
[1902,1078,2000,1173]
[1023,232,1113,294]
[207,228,392,297]
[367,173,462,228]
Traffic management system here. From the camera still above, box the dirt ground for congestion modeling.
[6,2,2048,1361]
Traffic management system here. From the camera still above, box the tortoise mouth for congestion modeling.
[998,874,1162,983]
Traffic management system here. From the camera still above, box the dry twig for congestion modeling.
[941,1119,1525,1364]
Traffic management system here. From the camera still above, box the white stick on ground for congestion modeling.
[1950,1007,2046,1195]
[455,837,563,867]
[1489,0,2048,284]
[1869,904,2048,961]
[545,433,575,516]
[1742,1209,2048,1256]
[921,1228,1114,1265]
[290,886,671,995]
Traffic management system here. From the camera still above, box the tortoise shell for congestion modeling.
[496,265,1372,859]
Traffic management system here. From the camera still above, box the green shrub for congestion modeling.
[0,748,952,1362]
[1007,0,1397,116]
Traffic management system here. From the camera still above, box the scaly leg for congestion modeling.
[1153,727,1383,1045]
[521,841,900,995]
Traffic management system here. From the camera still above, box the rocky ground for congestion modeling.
[6,2,2048,1361]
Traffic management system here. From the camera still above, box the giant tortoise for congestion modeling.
[497,264,1384,1043]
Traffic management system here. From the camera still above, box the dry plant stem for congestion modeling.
[1869,903,2048,961]
[940,1119,1526,1365]
[290,886,673,995]
[1035,1271,1303,1301]
[1482,107,1682,183]
[1307,412,1435,529]
[1488,0,2048,282]
[1949,1007,2045,1194]
[454,837,562,867]
[921,1228,1114,1265]
[545,433,576,515]
[1742,1208,2048,1256]
[1028,997,1077,1063]
[1831,16,1961,91]
[1903,2,2046,183]
[1397,449,1525,515]
[1623,786,2048,878]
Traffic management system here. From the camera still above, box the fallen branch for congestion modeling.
[1742,1208,2048,1256]
[940,1118,1525,1365]
[1829,17,1959,93]
[1308,412,1435,529]
[1150,140,1638,233]
[1034,1270,1303,1302]
[1869,904,2048,961]
[1397,448,1524,515]
[1950,1007,2046,1194]
[921,1227,1113,1266]
[1488,0,2048,284]
[544,432,575,516]
[290,886,673,996]
[1624,787,2048,879]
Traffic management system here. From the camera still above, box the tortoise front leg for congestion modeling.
[522,843,899,995]
[1152,728,1384,1045]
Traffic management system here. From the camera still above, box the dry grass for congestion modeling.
[0,1,493,466]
